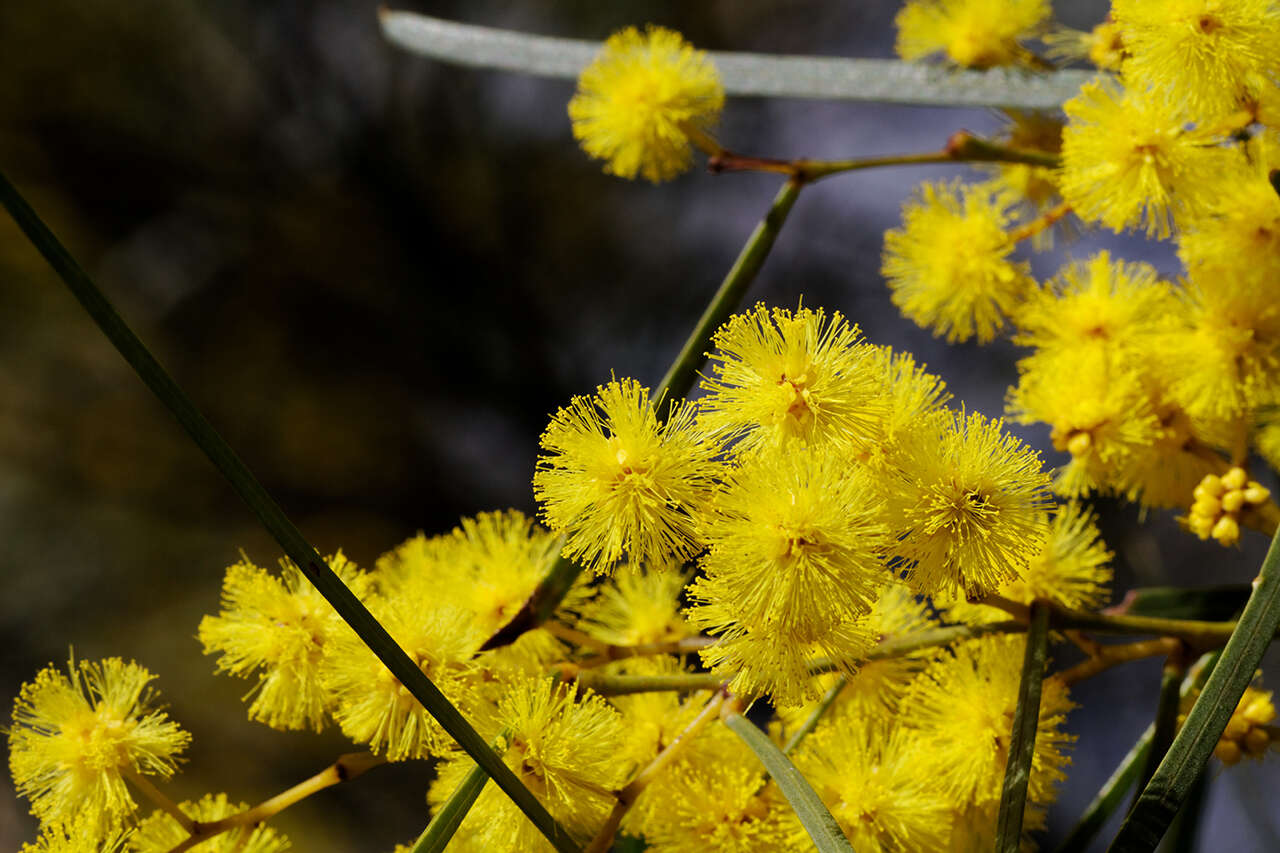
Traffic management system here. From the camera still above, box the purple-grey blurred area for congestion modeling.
[1,1,1276,850]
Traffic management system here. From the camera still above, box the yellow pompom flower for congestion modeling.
[429,677,627,850]
[1059,80,1226,238]
[893,410,1051,598]
[1112,0,1280,120]
[575,562,695,646]
[21,819,129,853]
[9,657,191,836]
[568,26,723,183]
[129,793,290,853]
[791,722,951,851]
[198,552,371,732]
[895,0,1050,68]
[857,347,951,472]
[534,377,720,574]
[699,304,885,455]
[882,181,1033,344]
[904,635,1075,810]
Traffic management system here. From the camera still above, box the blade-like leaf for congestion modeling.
[411,760,490,853]
[1117,586,1249,622]
[1110,531,1280,851]
[378,10,1096,110]
[1054,726,1153,853]
[723,711,854,853]
[995,601,1050,852]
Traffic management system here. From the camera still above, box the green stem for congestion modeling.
[1110,526,1280,851]
[0,171,579,853]
[411,737,507,853]
[782,676,847,755]
[483,178,803,651]
[995,601,1050,853]
[1133,654,1187,800]
[723,710,854,853]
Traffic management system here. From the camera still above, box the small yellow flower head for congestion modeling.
[575,562,695,646]
[1122,396,1227,510]
[1113,0,1280,120]
[1043,20,1126,71]
[856,347,951,472]
[568,26,723,183]
[893,410,1051,598]
[689,447,890,639]
[635,737,797,853]
[129,793,290,853]
[791,723,951,851]
[9,657,191,836]
[21,820,129,853]
[882,181,1033,344]
[323,599,484,761]
[534,378,720,574]
[699,304,885,455]
[1185,467,1271,546]
[895,0,1051,68]
[430,678,627,849]
[445,510,564,634]
[1059,80,1226,238]
[905,635,1075,809]
[198,552,370,732]
[1213,685,1277,765]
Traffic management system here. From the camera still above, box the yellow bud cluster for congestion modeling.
[1186,467,1270,546]
[1213,687,1277,766]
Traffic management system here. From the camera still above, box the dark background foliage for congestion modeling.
[1,1,1276,849]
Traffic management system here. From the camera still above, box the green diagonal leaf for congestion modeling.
[379,10,1096,110]
[723,711,854,853]
[995,601,1050,853]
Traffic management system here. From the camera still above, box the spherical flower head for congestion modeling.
[699,304,885,455]
[575,562,695,646]
[129,793,290,852]
[882,181,1033,344]
[895,0,1050,68]
[21,819,129,853]
[791,723,951,851]
[9,657,191,836]
[322,599,485,761]
[534,377,720,574]
[445,510,564,634]
[568,26,723,183]
[892,409,1051,598]
[1113,0,1280,120]
[1059,79,1227,238]
[430,677,627,849]
[904,635,1075,809]
[197,552,370,732]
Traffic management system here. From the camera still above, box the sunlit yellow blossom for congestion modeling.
[856,347,951,472]
[905,635,1075,809]
[576,563,694,646]
[1113,0,1280,120]
[430,678,627,850]
[636,735,798,853]
[1060,80,1227,238]
[699,304,884,455]
[791,722,951,851]
[444,510,564,634]
[21,819,129,853]
[198,552,370,732]
[323,598,484,761]
[9,657,191,836]
[893,410,1051,597]
[1009,348,1162,498]
[895,0,1050,68]
[686,448,890,702]
[569,26,723,183]
[534,378,720,574]
[882,181,1033,343]
[944,502,1113,624]
[129,793,290,853]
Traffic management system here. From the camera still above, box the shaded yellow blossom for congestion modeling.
[882,181,1033,343]
[895,0,1050,68]
[1113,0,1280,120]
[534,378,720,574]
[21,819,129,853]
[575,562,695,646]
[9,657,190,836]
[892,409,1051,598]
[1185,467,1272,546]
[1211,685,1278,765]
[699,304,884,455]
[198,552,370,732]
[1059,80,1227,238]
[129,793,290,853]
[569,26,723,183]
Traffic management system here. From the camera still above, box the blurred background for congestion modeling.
[2,1,1277,850]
